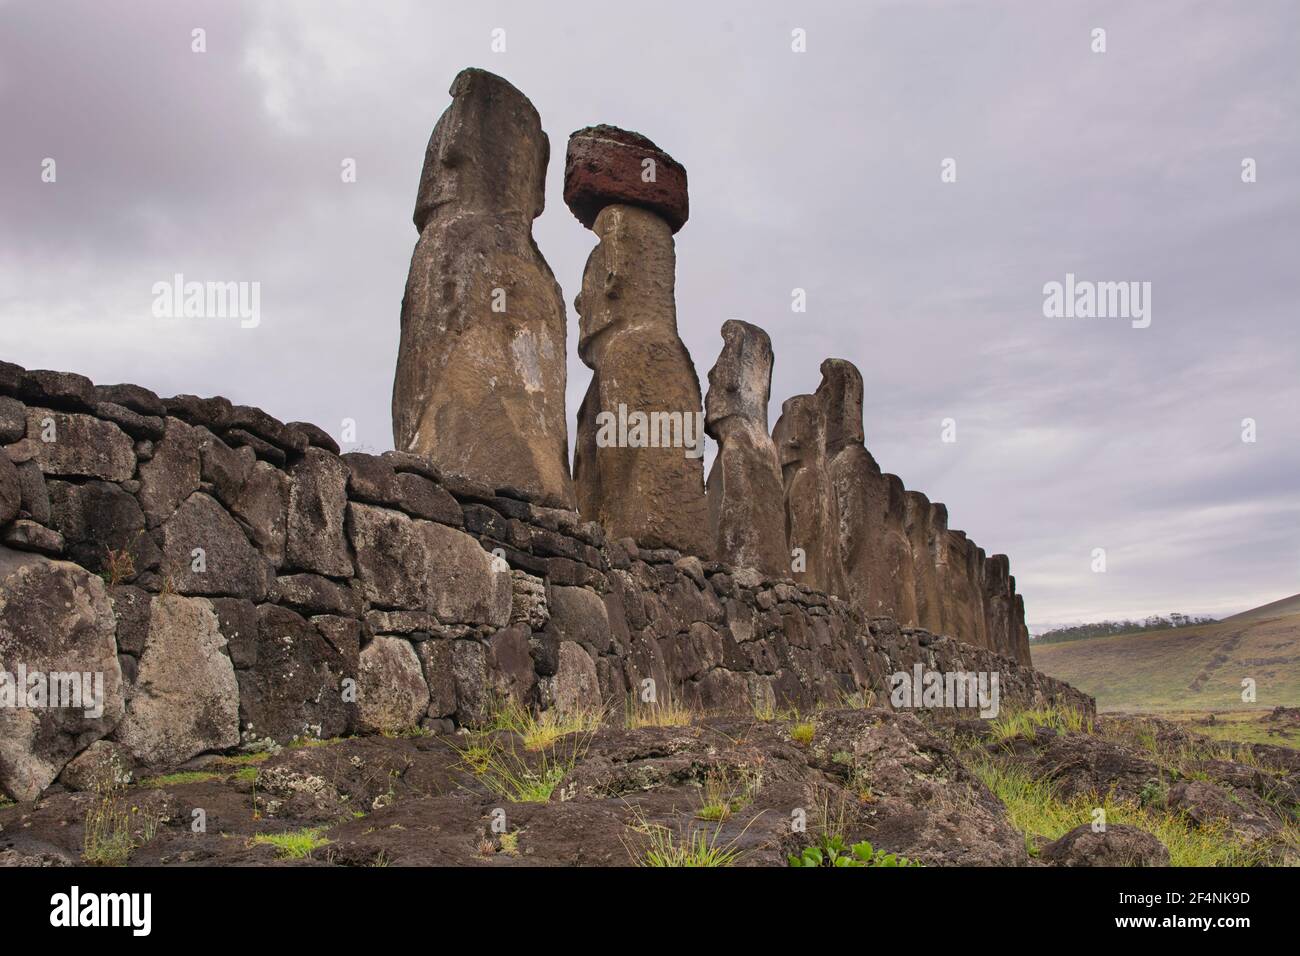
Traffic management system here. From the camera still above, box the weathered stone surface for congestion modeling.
[543,584,612,658]
[286,421,340,455]
[0,397,25,444]
[211,597,259,670]
[286,447,352,578]
[488,624,535,702]
[572,203,710,557]
[0,450,18,525]
[357,637,429,734]
[509,570,549,629]
[57,739,134,791]
[17,369,94,410]
[230,461,288,567]
[115,594,240,767]
[137,416,202,528]
[0,548,125,801]
[342,452,401,506]
[564,125,689,233]
[348,502,510,625]
[93,402,164,441]
[158,492,272,600]
[163,394,234,432]
[237,604,351,744]
[23,407,135,481]
[1,519,64,556]
[704,320,787,577]
[14,460,49,524]
[1040,823,1170,867]
[223,428,285,467]
[416,639,457,719]
[772,392,842,595]
[451,639,490,726]
[395,471,460,523]
[94,384,166,418]
[197,429,254,508]
[392,68,574,510]
[271,573,362,618]
[546,641,602,714]
[47,479,160,580]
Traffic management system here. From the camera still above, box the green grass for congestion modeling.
[250,827,332,859]
[965,751,1262,866]
[487,696,604,751]
[629,822,742,867]
[455,732,590,803]
[790,721,816,746]
[138,770,222,788]
[1032,610,1300,713]
[626,688,695,729]
[988,705,1095,743]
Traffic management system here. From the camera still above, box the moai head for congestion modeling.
[773,394,823,470]
[574,204,675,362]
[884,474,908,522]
[816,359,865,454]
[904,490,931,535]
[705,320,774,437]
[413,68,549,230]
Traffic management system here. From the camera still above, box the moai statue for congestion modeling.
[1012,591,1032,664]
[565,126,709,556]
[704,320,788,576]
[941,530,981,647]
[772,394,843,594]
[815,359,870,608]
[928,502,952,634]
[881,474,919,626]
[905,490,944,633]
[392,68,575,509]
[983,554,1014,657]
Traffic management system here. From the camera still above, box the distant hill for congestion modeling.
[1221,593,1300,625]
[1033,599,1300,712]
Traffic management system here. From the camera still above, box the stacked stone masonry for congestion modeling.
[0,361,1090,802]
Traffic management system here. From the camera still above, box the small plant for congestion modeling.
[138,770,221,788]
[455,731,591,803]
[696,765,763,822]
[626,687,694,729]
[100,541,137,586]
[250,827,332,859]
[789,834,920,867]
[82,778,161,866]
[488,696,603,751]
[790,721,816,746]
[499,831,520,856]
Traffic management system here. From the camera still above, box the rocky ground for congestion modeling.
[1,707,1297,867]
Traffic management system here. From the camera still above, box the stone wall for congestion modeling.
[0,361,1091,801]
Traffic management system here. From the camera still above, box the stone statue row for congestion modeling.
[392,69,1028,661]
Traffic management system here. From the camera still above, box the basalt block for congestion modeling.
[392,68,574,510]
[704,320,787,577]
[564,125,689,233]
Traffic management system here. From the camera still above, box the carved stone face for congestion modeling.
[705,319,773,432]
[575,234,617,359]
[817,359,864,452]
[774,395,821,468]
[413,68,548,229]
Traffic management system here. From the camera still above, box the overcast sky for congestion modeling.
[2,0,1296,631]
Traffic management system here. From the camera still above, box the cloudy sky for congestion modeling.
[2,0,1296,631]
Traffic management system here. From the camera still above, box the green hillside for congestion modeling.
[1032,609,1300,713]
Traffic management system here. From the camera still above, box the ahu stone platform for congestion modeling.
[0,362,1090,802]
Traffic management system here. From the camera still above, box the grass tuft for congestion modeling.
[250,827,332,859]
